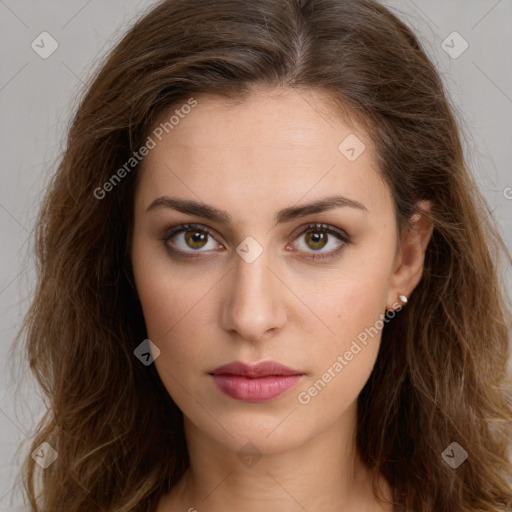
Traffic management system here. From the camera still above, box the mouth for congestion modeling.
[208,360,304,402]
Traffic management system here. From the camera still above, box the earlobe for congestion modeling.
[386,293,408,314]
[386,200,434,309]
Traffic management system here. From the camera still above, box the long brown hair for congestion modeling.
[13,0,512,510]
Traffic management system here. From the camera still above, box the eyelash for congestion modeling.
[161,222,351,261]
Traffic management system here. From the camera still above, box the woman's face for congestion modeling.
[131,87,404,455]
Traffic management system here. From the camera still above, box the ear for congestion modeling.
[386,200,434,310]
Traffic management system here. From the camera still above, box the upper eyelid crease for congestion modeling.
[145,195,368,225]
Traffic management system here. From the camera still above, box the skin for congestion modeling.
[130,86,433,512]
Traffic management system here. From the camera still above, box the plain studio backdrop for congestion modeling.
[0,0,511,509]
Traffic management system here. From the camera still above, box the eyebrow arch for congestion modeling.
[145,194,368,224]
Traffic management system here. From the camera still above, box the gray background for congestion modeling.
[1,0,511,509]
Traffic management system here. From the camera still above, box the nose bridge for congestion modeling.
[221,241,286,341]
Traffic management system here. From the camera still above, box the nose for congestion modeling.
[220,246,287,343]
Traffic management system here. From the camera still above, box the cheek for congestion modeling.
[132,262,209,406]
[296,239,395,400]
[131,231,214,342]
[311,242,394,347]
[295,284,388,417]
[346,233,396,310]
[131,237,222,404]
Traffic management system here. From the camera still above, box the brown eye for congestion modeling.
[183,229,209,250]
[304,231,329,251]
[163,223,221,256]
[292,223,351,261]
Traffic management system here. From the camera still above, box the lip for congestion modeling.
[209,361,304,402]
[210,361,303,378]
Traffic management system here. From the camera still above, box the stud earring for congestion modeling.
[398,294,408,304]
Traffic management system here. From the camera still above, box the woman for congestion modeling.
[15,0,512,510]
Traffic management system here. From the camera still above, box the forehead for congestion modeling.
[135,87,391,222]
[148,87,367,159]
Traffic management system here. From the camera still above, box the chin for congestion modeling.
[183,406,311,456]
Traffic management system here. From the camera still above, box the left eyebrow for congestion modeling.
[145,194,369,225]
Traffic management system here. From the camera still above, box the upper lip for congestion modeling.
[209,361,303,378]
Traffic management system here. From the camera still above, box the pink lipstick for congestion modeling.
[209,361,304,402]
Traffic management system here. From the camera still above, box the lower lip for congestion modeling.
[210,374,303,402]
